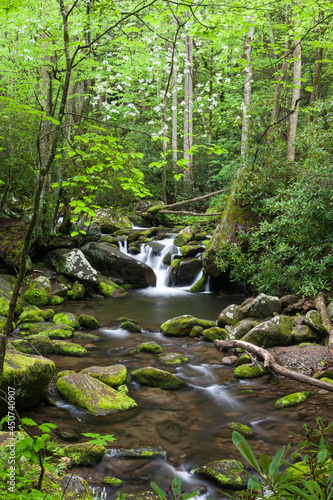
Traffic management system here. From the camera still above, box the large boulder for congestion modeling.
[0,350,55,412]
[160,315,215,337]
[53,312,80,330]
[131,366,185,390]
[12,335,53,355]
[23,277,52,307]
[27,322,74,339]
[238,293,281,319]
[228,319,258,340]
[176,259,202,286]
[81,242,156,288]
[241,315,293,348]
[97,276,128,298]
[51,340,87,357]
[80,365,127,388]
[173,226,194,247]
[191,459,248,490]
[94,209,132,233]
[57,373,138,416]
[217,304,241,326]
[44,248,99,284]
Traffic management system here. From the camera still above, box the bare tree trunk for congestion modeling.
[315,293,333,360]
[172,23,178,198]
[183,14,193,192]
[309,32,323,124]
[161,75,168,203]
[241,24,255,160]
[215,339,333,392]
[286,11,302,163]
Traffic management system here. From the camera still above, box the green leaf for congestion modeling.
[268,446,285,479]
[150,481,167,500]
[171,477,181,497]
[232,432,261,473]
[259,453,270,476]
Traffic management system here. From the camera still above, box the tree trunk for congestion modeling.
[241,24,255,160]
[172,21,178,198]
[309,32,323,124]
[215,339,333,392]
[183,14,193,192]
[315,293,333,360]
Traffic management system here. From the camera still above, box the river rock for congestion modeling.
[176,258,202,286]
[78,314,101,329]
[156,419,184,444]
[53,312,80,329]
[160,315,215,337]
[217,304,241,326]
[158,352,189,365]
[51,340,87,356]
[120,320,141,332]
[202,327,227,342]
[191,459,248,490]
[180,244,204,258]
[57,373,138,416]
[18,308,45,324]
[12,335,52,355]
[61,443,105,466]
[234,363,270,379]
[173,226,194,247]
[105,446,166,459]
[189,273,209,293]
[131,366,185,390]
[304,310,326,335]
[79,221,102,243]
[238,293,281,319]
[80,365,127,388]
[241,315,293,347]
[165,259,180,287]
[228,319,258,340]
[81,242,156,288]
[95,209,132,233]
[0,349,55,412]
[28,322,74,339]
[103,476,123,487]
[274,391,313,408]
[44,248,99,284]
[67,281,85,300]
[132,342,163,354]
[61,475,93,498]
[227,422,254,436]
[292,324,320,343]
[51,283,68,297]
[133,387,183,410]
[23,276,52,306]
[97,276,128,298]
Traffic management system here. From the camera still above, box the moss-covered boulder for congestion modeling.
[105,446,167,458]
[238,293,281,319]
[228,319,259,340]
[191,459,247,490]
[97,276,128,298]
[227,422,254,436]
[235,355,251,367]
[217,304,241,327]
[53,312,80,330]
[120,320,141,332]
[12,335,52,355]
[241,315,293,348]
[203,327,227,342]
[304,310,326,335]
[78,314,100,329]
[173,226,194,247]
[67,282,85,300]
[234,363,270,379]
[51,340,87,357]
[131,366,185,390]
[73,331,100,341]
[103,476,124,487]
[180,244,204,258]
[0,276,23,317]
[48,295,64,305]
[28,322,74,339]
[160,315,215,337]
[165,258,180,287]
[80,365,127,388]
[44,248,99,284]
[23,277,52,307]
[0,349,55,411]
[189,273,209,293]
[18,309,45,324]
[95,209,132,233]
[133,342,163,354]
[292,324,320,343]
[57,373,138,416]
[61,442,105,466]
[158,352,189,366]
[190,325,204,337]
[60,474,93,499]
[174,258,202,287]
[274,391,313,408]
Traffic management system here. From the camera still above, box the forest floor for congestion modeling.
[268,344,330,376]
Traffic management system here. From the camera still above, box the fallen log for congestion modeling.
[215,339,333,393]
[315,292,333,360]
[160,210,223,216]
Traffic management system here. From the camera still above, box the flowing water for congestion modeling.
[23,236,333,498]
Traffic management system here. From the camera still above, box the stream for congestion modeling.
[22,235,333,498]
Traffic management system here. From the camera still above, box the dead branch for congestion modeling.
[215,339,333,393]
[160,210,223,216]
[154,188,227,211]
[315,292,333,359]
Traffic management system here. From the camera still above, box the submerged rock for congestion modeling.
[191,459,247,490]
[160,315,215,337]
[80,365,127,388]
[57,373,138,415]
[131,366,185,390]
[158,352,189,366]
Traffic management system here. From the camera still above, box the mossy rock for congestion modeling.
[57,373,138,416]
[190,325,204,337]
[191,459,248,490]
[189,274,209,293]
[78,314,101,329]
[57,370,76,380]
[18,309,45,324]
[134,342,163,354]
[105,446,167,459]
[173,226,194,247]
[53,312,80,330]
[234,363,270,379]
[227,422,254,436]
[160,315,215,337]
[51,340,87,357]
[23,277,52,306]
[242,315,293,348]
[0,349,55,412]
[292,324,320,343]
[203,327,227,342]
[217,304,241,327]
[131,366,185,390]
[238,293,281,319]
[48,295,65,305]
[0,314,14,330]
[97,277,128,298]
[40,308,55,321]
[67,282,85,300]
[229,319,259,341]
[313,371,333,380]
[0,276,23,317]
[121,320,141,332]
[12,335,52,355]
[73,332,100,341]
[118,384,128,394]
[319,377,333,384]
[274,391,313,408]
[80,365,127,388]
[235,355,251,367]
[304,310,326,335]
[29,322,74,339]
[60,474,93,499]
[180,244,204,258]
[103,476,124,487]
[62,442,105,466]
[158,352,189,366]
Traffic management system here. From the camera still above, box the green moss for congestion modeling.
[98,280,128,298]
[48,296,65,305]
[189,325,203,337]
[53,312,80,329]
[103,476,124,487]
[236,355,251,367]
[78,314,100,329]
[57,370,76,380]
[67,282,85,300]
[29,323,74,339]
[117,384,128,394]
[131,366,185,390]
[234,363,270,379]
[51,340,87,357]
[160,315,215,337]
[80,365,127,388]
[62,443,105,466]
[120,320,141,332]
[191,459,248,490]
[23,277,52,306]
[227,422,254,436]
[202,327,227,342]
[189,274,208,293]
[274,391,313,408]
[73,332,100,341]
[135,342,163,354]
[158,352,189,365]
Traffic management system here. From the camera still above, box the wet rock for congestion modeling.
[51,340,87,357]
[0,349,55,412]
[121,320,141,332]
[131,366,185,390]
[241,315,293,348]
[203,327,227,342]
[132,342,163,354]
[97,276,128,298]
[53,312,80,330]
[57,373,138,416]
[217,304,241,327]
[189,274,209,293]
[105,446,167,458]
[180,244,204,258]
[173,226,194,247]
[304,310,326,335]
[61,443,105,466]
[227,422,254,436]
[160,315,215,337]
[176,258,202,286]
[133,387,183,410]
[80,365,127,388]
[61,475,93,499]
[222,356,238,365]
[190,325,204,337]
[44,248,99,284]
[238,293,281,319]
[156,419,183,444]
[12,335,52,355]
[28,322,74,339]
[235,355,251,367]
[234,363,270,379]
[18,309,45,324]
[274,391,313,408]
[103,476,123,487]
[228,319,258,340]
[67,281,85,300]
[78,314,101,329]
[23,276,52,306]
[95,209,132,233]
[81,242,156,288]
[56,424,80,442]
[292,324,320,343]
[51,283,68,297]
[158,352,189,366]
[191,459,248,490]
